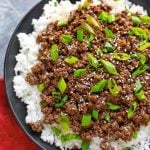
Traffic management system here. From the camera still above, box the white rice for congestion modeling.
[13,0,150,149]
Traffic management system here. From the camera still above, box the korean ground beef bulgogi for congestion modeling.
[25,1,150,149]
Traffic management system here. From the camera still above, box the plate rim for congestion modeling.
[4,0,47,149]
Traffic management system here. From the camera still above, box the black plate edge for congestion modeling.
[4,0,47,149]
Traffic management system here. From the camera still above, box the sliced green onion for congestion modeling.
[137,53,146,65]
[58,114,70,133]
[78,4,83,10]
[51,126,61,136]
[60,34,72,44]
[112,53,131,61]
[107,102,120,110]
[88,53,99,68]
[58,77,67,94]
[96,48,103,56]
[134,79,146,100]
[88,42,92,49]
[81,140,90,150]
[74,69,86,77]
[135,90,146,100]
[108,14,116,23]
[131,16,141,25]
[65,56,78,64]
[108,79,120,96]
[127,101,137,118]
[86,15,100,27]
[55,95,68,108]
[54,1,58,7]
[91,79,107,93]
[104,27,114,39]
[140,15,150,24]
[87,34,94,42]
[92,109,99,120]
[98,11,108,22]
[83,0,90,9]
[134,79,143,94]
[81,114,92,127]
[132,64,148,77]
[138,42,150,51]
[103,42,114,53]
[105,113,111,122]
[57,18,68,27]
[132,131,138,139]
[129,27,148,40]
[98,11,115,23]
[131,53,146,65]
[61,133,80,143]
[77,28,84,42]
[38,83,45,92]
[52,91,61,100]
[81,22,95,34]
[100,59,118,75]
[50,44,59,61]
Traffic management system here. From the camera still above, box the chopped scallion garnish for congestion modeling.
[100,59,118,75]
[132,64,148,77]
[55,95,68,108]
[107,102,120,110]
[134,79,143,94]
[51,126,61,136]
[103,42,114,53]
[88,53,99,68]
[140,15,150,24]
[81,22,95,34]
[65,56,78,64]
[50,44,59,61]
[105,113,111,122]
[131,16,141,25]
[77,28,84,42]
[135,90,146,100]
[61,133,80,143]
[58,114,70,133]
[138,42,150,51]
[81,140,90,150]
[98,11,115,23]
[129,27,148,40]
[108,79,120,96]
[52,91,61,100]
[83,0,90,9]
[112,53,131,61]
[86,15,100,27]
[57,18,68,27]
[104,27,114,39]
[127,101,137,118]
[38,83,45,92]
[58,77,67,94]
[74,69,86,77]
[91,79,107,93]
[81,114,92,126]
[92,109,99,120]
[60,34,72,44]
[132,131,138,139]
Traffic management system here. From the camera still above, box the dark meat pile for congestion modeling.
[26,2,150,150]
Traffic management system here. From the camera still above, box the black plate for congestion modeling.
[4,0,150,150]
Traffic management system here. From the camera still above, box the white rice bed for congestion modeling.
[13,0,150,149]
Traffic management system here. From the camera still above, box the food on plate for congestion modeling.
[13,0,150,149]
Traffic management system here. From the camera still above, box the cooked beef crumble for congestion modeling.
[26,2,150,149]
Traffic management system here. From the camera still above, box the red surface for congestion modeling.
[0,78,39,150]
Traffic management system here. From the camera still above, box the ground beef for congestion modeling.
[26,2,150,149]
